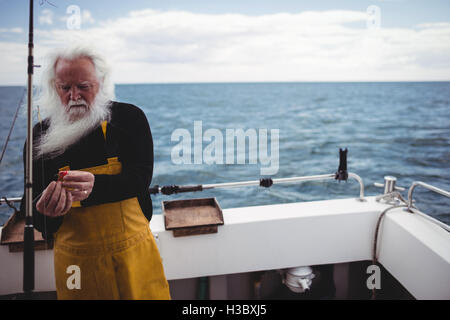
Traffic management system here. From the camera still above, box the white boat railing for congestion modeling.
[1,197,22,204]
[407,181,450,210]
[1,172,366,205]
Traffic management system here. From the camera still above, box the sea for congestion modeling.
[0,82,449,226]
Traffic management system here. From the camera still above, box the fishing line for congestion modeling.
[0,87,26,166]
[36,104,50,248]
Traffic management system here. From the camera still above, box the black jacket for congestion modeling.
[20,101,154,239]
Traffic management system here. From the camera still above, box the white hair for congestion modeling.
[34,45,116,159]
[35,44,115,116]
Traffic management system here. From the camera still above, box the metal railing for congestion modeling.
[404,181,450,232]
[1,172,366,204]
[202,172,365,201]
[1,197,22,204]
[407,181,450,211]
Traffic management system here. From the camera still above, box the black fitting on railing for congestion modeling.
[177,185,203,194]
[260,178,273,188]
[161,186,179,195]
[161,185,179,195]
[157,184,203,195]
[149,185,160,194]
[335,148,348,182]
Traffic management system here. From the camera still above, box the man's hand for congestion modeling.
[61,170,95,202]
[36,181,73,217]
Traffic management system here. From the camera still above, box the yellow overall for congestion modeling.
[53,121,171,300]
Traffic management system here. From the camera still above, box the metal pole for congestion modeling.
[201,172,365,200]
[23,0,35,296]
[202,174,336,189]
[4,172,366,203]
[0,197,23,204]
[408,181,450,210]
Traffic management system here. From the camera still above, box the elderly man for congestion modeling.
[20,45,170,300]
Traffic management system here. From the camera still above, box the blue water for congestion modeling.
[1,82,449,225]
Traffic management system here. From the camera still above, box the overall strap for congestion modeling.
[101,120,119,160]
[101,120,107,140]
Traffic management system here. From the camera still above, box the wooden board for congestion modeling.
[0,211,53,252]
[163,198,224,237]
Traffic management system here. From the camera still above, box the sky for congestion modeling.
[0,0,449,85]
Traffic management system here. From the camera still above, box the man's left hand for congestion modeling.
[62,171,95,202]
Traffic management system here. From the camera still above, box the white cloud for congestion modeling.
[0,42,27,85]
[0,28,23,33]
[1,9,450,85]
[10,28,23,33]
[39,9,53,25]
[82,10,95,25]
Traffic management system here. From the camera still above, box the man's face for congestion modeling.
[54,57,100,119]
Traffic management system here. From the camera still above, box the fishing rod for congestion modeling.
[23,0,35,297]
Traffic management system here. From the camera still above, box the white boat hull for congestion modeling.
[1,196,449,299]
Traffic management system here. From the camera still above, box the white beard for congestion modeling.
[35,93,111,159]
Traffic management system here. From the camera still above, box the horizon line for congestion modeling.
[1,80,450,87]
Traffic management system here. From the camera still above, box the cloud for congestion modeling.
[39,9,53,25]
[82,10,95,25]
[0,41,27,85]
[0,28,23,33]
[1,9,450,84]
